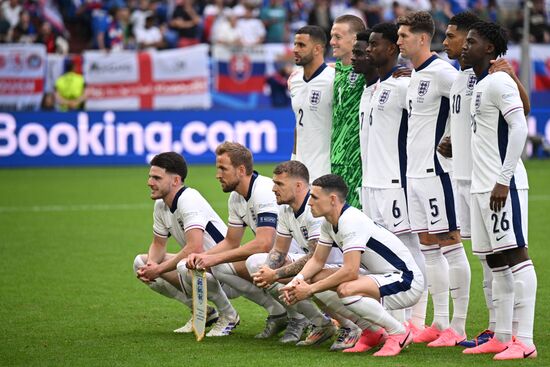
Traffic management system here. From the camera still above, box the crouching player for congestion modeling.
[249,161,368,350]
[282,174,424,356]
[133,152,239,336]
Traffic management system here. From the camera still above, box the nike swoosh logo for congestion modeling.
[524,349,536,358]
[496,234,507,241]
[399,331,411,348]
[450,287,460,291]
[430,219,441,225]
[394,219,405,227]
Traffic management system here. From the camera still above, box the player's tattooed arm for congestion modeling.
[266,249,286,269]
[275,240,317,279]
[276,252,313,280]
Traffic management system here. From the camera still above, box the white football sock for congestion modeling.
[442,243,470,335]
[315,291,374,330]
[420,244,449,330]
[411,289,428,329]
[212,264,286,316]
[398,232,426,280]
[133,255,192,308]
[388,308,406,323]
[341,296,404,335]
[479,257,495,331]
[492,265,514,343]
[511,260,537,347]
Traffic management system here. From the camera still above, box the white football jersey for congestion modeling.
[450,68,477,180]
[277,192,343,264]
[289,64,334,181]
[318,205,419,276]
[227,172,279,232]
[153,187,227,251]
[359,80,379,186]
[470,71,529,193]
[366,70,410,189]
[406,55,458,178]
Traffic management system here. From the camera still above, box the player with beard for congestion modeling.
[289,25,334,182]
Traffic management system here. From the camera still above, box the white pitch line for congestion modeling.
[0,203,152,213]
[0,196,548,214]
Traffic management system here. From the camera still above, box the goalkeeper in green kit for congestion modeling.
[329,15,367,208]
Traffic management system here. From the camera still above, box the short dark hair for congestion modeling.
[469,21,508,57]
[397,11,435,37]
[312,174,348,202]
[296,25,327,48]
[334,14,366,35]
[215,142,254,175]
[356,29,372,42]
[150,152,188,181]
[371,22,399,44]
[448,12,480,32]
[273,160,309,183]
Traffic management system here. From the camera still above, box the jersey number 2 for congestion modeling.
[298,108,304,126]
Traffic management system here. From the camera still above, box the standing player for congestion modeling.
[185,142,289,339]
[330,14,367,208]
[289,25,334,181]
[133,152,239,336]
[397,11,471,345]
[282,174,425,357]
[351,29,379,214]
[461,21,537,360]
[439,11,532,348]
[363,21,427,330]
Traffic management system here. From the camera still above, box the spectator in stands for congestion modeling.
[266,60,292,107]
[430,0,452,47]
[510,0,550,43]
[169,0,201,47]
[12,9,36,43]
[307,0,332,42]
[202,0,227,42]
[0,7,10,42]
[136,11,164,49]
[41,92,56,111]
[55,59,86,111]
[97,6,131,51]
[343,0,367,26]
[1,0,21,29]
[260,0,287,43]
[36,21,68,54]
[236,2,266,45]
[211,8,241,45]
[131,0,151,36]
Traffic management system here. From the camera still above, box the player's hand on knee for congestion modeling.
[252,266,276,288]
[186,254,199,269]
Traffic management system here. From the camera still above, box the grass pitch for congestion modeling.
[0,161,548,366]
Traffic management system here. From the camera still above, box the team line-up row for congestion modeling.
[134,11,536,360]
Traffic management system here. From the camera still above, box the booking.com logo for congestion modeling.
[0,111,278,161]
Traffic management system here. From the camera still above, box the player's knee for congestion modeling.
[336,283,353,298]
[133,254,146,274]
[244,253,265,275]
[176,259,188,276]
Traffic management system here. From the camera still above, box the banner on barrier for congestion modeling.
[0,109,295,167]
[83,45,211,110]
[0,44,46,111]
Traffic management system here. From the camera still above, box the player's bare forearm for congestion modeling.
[276,252,313,280]
[266,249,287,269]
[516,79,531,115]
[147,240,167,265]
[212,237,269,264]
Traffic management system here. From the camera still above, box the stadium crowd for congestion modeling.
[0,0,549,54]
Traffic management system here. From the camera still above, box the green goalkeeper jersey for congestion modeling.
[331,60,365,208]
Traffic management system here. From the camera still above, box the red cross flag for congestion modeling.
[84,45,211,110]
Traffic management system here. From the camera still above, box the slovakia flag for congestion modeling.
[213,45,266,93]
